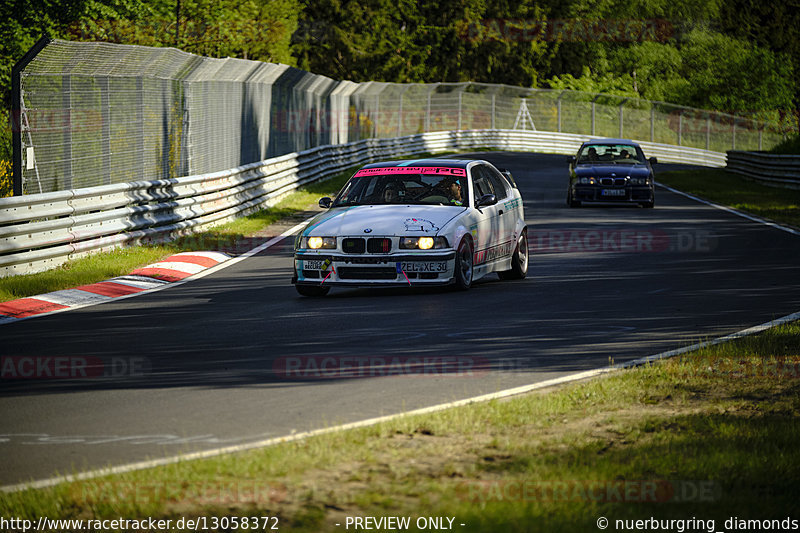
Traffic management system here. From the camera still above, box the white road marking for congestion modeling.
[656,182,800,236]
[3,309,798,494]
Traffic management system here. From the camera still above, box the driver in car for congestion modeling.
[447,179,463,206]
[383,183,400,203]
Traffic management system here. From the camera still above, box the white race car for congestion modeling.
[292,159,528,296]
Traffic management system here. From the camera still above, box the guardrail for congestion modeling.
[726,151,800,189]
[0,129,725,276]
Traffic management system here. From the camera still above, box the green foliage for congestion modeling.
[0,110,11,197]
[768,135,800,155]
[716,0,800,109]
[676,29,795,113]
[0,159,11,198]
[604,29,795,114]
[292,0,796,121]
[71,0,301,64]
[608,41,686,102]
[293,0,549,85]
[546,66,637,97]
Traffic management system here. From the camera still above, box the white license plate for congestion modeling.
[302,259,326,270]
[601,189,626,197]
[401,261,448,273]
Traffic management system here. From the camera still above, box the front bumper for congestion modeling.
[293,251,457,287]
[572,185,654,203]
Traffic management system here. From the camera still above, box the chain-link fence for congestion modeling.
[15,39,796,195]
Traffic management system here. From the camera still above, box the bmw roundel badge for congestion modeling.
[364,228,373,233]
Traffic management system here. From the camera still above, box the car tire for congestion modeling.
[296,284,330,297]
[498,228,528,281]
[641,200,655,208]
[453,236,474,291]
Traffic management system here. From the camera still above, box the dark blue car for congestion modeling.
[566,139,657,208]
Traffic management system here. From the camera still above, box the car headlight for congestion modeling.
[400,236,449,249]
[305,236,337,249]
[579,177,596,185]
[418,237,435,250]
[629,177,650,185]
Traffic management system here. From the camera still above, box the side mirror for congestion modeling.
[476,194,497,208]
[566,156,576,165]
[319,197,332,208]
[649,157,658,165]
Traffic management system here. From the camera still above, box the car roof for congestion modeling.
[360,159,475,170]
[581,138,641,147]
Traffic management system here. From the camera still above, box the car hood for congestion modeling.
[575,164,650,177]
[301,204,465,237]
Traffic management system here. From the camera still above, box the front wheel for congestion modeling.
[498,228,528,280]
[453,237,474,290]
[296,284,330,297]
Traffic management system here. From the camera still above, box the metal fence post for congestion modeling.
[650,107,655,142]
[374,94,380,137]
[136,77,145,179]
[706,115,711,151]
[425,84,436,132]
[99,77,111,185]
[678,111,683,146]
[491,93,496,129]
[182,84,190,177]
[618,99,628,139]
[397,87,403,137]
[557,91,565,133]
[11,35,51,196]
[397,85,410,137]
[732,118,736,150]
[458,90,462,130]
[62,74,73,190]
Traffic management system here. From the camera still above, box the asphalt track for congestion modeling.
[1,152,799,487]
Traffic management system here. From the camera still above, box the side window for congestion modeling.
[474,175,495,200]
[485,166,509,200]
[472,165,503,200]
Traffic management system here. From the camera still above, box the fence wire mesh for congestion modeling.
[16,39,795,194]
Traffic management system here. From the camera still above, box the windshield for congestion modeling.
[332,168,467,207]
[578,144,643,164]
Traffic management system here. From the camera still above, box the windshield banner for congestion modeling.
[354,167,466,177]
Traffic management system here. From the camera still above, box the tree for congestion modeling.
[608,29,794,114]
[70,0,300,65]
[293,0,549,86]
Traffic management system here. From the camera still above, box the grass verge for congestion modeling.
[2,321,798,531]
[657,168,800,228]
[0,166,358,303]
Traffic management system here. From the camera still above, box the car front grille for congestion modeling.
[367,238,392,253]
[600,177,627,187]
[342,238,366,254]
[342,237,392,254]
